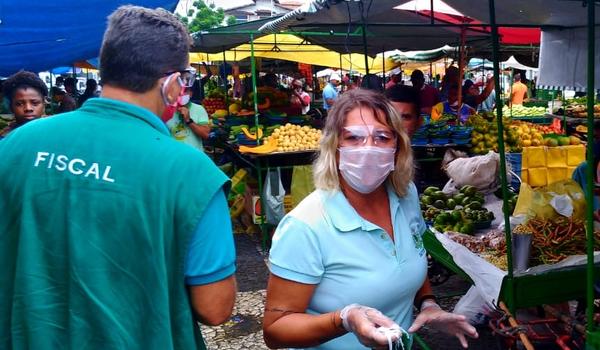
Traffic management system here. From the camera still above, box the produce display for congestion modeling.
[413,118,472,146]
[565,97,600,118]
[203,97,226,115]
[467,114,521,154]
[244,87,290,111]
[421,185,494,235]
[468,113,569,154]
[238,123,321,154]
[502,105,547,117]
[512,217,600,265]
[267,123,321,152]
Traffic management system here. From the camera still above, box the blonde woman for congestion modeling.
[263,89,477,349]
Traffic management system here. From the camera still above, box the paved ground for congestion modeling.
[201,233,502,350]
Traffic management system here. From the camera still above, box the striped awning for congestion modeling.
[389,45,459,63]
[258,0,327,34]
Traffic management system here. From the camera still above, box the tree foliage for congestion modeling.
[178,1,237,33]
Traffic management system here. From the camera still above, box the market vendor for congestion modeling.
[322,73,340,111]
[0,70,48,138]
[462,78,495,111]
[51,87,77,114]
[165,86,210,151]
[410,70,440,115]
[431,84,476,124]
[290,79,311,115]
[385,84,422,137]
[572,121,600,218]
[510,73,528,106]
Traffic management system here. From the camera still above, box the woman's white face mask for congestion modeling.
[338,145,396,194]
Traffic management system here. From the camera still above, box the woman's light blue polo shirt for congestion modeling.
[269,182,428,350]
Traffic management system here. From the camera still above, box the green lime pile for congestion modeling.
[420,185,495,234]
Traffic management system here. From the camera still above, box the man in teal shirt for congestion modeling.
[0,6,236,350]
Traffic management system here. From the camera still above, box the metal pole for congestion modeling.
[457,28,466,117]
[49,72,55,115]
[585,0,596,337]
[382,48,386,85]
[430,0,434,25]
[361,23,370,85]
[250,33,267,249]
[489,0,515,313]
[222,49,229,116]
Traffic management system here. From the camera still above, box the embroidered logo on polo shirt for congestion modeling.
[410,222,426,257]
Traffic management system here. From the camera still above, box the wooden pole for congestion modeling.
[456,27,466,119]
[498,302,535,350]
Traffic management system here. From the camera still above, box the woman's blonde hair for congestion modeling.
[313,88,414,197]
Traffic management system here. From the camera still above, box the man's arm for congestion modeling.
[293,91,310,107]
[185,188,237,325]
[475,77,495,105]
[190,275,237,325]
[323,88,336,107]
[178,104,211,140]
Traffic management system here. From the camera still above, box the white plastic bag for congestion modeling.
[445,151,501,192]
[263,168,286,225]
[435,232,506,325]
[454,287,489,326]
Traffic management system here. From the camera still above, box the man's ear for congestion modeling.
[162,73,182,105]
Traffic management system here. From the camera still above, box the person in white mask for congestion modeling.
[165,85,211,151]
[263,88,478,350]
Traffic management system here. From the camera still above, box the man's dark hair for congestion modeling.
[410,69,425,81]
[2,70,48,109]
[384,85,420,112]
[360,74,383,92]
[514,73,521,81]
[50,87,66,96]
[99,5,191,93]
[64,77,76,90]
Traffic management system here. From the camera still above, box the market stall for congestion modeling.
[254,0,600,348]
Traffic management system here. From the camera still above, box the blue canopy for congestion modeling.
[0,1,178,77]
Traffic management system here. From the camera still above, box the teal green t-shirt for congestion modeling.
[0,98,230,350]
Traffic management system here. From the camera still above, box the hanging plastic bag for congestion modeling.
[513,179,586,221]
[263,167,286,225]
[444,151,501,193]
[434,232,506,325]
[291,165,315,208]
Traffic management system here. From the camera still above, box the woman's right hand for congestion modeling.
[340,304,402,348]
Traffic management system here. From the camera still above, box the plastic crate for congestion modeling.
[452,138,471,145]
[431,138,450,145]
[412,138,429,146]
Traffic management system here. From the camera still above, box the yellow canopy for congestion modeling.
[189,34,398,75]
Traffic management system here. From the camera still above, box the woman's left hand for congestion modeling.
[408,305,478,349]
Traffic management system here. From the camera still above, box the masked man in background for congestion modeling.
[165,82,211,151]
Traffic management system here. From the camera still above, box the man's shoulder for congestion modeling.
[424,85,438,93]
[323,85,336,95]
